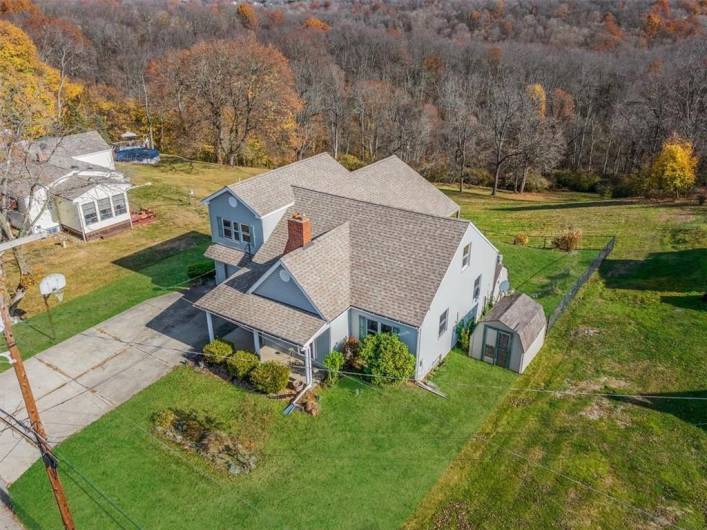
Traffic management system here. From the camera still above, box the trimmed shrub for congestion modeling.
[187,261,215,280]
[226,351,260,380]
[359,333,415,385]
[203,339,233,364]
[513,233,529,246]
[337,153,365,170]
[323,350,345,385]
[249,361,290,394]
[552,227,583,251]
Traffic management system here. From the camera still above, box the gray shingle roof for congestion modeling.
[194,266,325,346]
[30,131,112,169]
[196,187,471,331]
[350,155,459,217]
[221,152,459,218]
[204,243,247,267]
[280,222,351,320]
[481,293,546,350]
[51,174,130,200]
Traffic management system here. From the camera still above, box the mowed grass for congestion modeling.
[3,156,262,317]
[0,239,209,371]
[10,353,516,529]
[406,188,707,528]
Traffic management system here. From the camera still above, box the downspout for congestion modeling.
[284,344,314,416]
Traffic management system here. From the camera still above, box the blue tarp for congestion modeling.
[115,147,160,162]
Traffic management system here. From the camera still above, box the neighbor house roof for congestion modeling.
[195,187,470,330]
[51,174,130,200]
[481,293,546,350]
[29,131,112,169]
[216,153,459,218]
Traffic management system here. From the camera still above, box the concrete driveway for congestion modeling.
[0,288,208,501]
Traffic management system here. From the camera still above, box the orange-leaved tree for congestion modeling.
[649,134,698,197]
[148,37,301,165]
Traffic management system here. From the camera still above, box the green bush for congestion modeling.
[187,261,215,280]
[323,350,345,384]
[455,319,475,352]
[554,170,600,192]
[359,333,415,385]
[249,361,290,394]
[226,350,260,380]
[203,339,233,364]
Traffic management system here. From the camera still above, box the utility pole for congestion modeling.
[0,265,75,530]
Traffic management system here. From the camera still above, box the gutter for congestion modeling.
[283,383,314,416]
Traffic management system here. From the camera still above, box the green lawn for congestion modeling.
[406,190,707,528]
[10,353,516,529]
[1,237,210,369]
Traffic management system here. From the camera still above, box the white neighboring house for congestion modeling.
[6,131,133,240]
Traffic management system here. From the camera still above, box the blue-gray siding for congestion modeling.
[253,264,320,315]
[208,192,263,253]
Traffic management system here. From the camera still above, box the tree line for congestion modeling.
[2,0,705,196]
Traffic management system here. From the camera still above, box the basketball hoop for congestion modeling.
[39,274,66,339]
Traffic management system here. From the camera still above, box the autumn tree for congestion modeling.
[149,38,301,165]
[649,134,698,197]
[236,4,258,30]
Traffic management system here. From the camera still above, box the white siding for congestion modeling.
[328,310,350,352]
[73,150,115,170]
[74,183,131,234]
[54,196,82,232]
[416,224,499,379]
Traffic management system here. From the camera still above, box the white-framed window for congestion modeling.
[112,193,127,215]
[462,243,471,269]
[81,202,98,225]
[358,315,400,338]
[97,198,113,221]
[220,218,242,241]
[241,223,251,243]
[474,275,482,299]
[438,309,448,337]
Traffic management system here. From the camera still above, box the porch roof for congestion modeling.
[195,277,325,347]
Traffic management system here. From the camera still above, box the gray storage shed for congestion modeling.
[469,293,546,373]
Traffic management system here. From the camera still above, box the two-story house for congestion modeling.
[194,153,507,383]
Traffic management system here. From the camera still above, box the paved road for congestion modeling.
[0,288,209,527]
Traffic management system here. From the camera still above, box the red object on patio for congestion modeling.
[131,208,156,226]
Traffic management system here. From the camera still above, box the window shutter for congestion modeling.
[358,316,366,339]
[216,216,223,237]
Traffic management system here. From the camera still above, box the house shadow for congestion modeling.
[599,248,707,307]
[608,390,707,432]
[112,231,210,287]
[143,283,214,352]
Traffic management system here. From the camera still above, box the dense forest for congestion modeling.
[1,0,705,195]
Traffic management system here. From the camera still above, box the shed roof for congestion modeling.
[481,293,546,350]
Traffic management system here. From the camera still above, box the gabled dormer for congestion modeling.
[203,188,263,255]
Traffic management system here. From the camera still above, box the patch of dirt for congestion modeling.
[646,504,688,529]
[431,501,474,530]
[566,376,630,394]
[573,326,600,337]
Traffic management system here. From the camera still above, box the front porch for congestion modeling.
[207,313,323,388]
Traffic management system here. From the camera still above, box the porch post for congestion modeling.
[253,330,261,354]
[206,312,214,341]
[304,345,313,386]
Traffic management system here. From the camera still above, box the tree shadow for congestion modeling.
[660,294,706,311]
[599,248,707,296]
[492,199,639,212]
[608,390,707,432]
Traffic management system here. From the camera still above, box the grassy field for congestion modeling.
[7,172,705,528]
[3,157,261,317]
[10,353,516,529]
[406,189,707,528]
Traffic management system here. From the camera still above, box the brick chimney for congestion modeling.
[285,212,312,253]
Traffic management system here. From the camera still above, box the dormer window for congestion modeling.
[462,243,471,269]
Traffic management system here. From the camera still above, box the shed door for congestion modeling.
[495,331,512,368]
